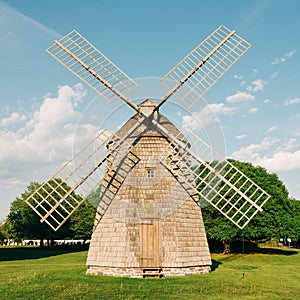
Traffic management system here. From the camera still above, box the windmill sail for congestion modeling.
[46,30,138,104]
[159,25,251,108]
[26,130,113,230]
[93,150,140,230]
[26,128,140,231]
[159,126,270,229]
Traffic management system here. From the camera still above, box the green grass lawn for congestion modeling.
[0,247,299,299]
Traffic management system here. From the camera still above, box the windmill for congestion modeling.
[26,25,270,278]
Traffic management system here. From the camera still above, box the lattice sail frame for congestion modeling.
[93,146,140,230]
[160,127,270,229]
[46,30,138,103]
[26,127,140,231]
[26,112,145,231]
[26,129,113,230]
[161,25,251,108]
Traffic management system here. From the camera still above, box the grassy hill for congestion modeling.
[0,247,299,299]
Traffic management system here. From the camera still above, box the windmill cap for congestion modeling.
[137,99,157,116]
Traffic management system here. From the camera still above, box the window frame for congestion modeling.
[147,169,155,178]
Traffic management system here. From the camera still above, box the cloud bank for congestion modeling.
[0,84,99,189]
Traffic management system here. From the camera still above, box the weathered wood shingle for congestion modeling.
[86,99,211,277]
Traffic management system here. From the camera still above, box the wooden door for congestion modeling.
[140,222,159,268]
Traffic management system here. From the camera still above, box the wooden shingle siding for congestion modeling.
[86,100,211,277]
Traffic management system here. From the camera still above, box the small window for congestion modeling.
[147,169,154,178]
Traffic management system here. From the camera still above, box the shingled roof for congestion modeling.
[115,99,186,142]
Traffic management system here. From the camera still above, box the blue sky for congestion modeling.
[0,0,299,220]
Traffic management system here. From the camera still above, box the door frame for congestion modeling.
[140,219,160,268]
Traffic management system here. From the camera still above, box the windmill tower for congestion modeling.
[26,26,270,278]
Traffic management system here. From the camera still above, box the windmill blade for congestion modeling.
[93,150,140,230]
[26,112,145,231]
[25,126,139,231]
[26,129,114,231]
[159,25,251,109]
[158,126,270,230]
[47,30,139,109]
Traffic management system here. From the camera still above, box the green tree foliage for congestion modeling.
[69,201,96,242]
[285,198,300,246]
[0,225,7,243]
[25,178,85,231]
[201,159,300,252]
[5,181,96,245]
[5,182,68,244]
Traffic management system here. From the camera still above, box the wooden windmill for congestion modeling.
[26,25,270,278]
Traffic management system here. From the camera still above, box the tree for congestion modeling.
[6,182,69,245]
[283,198,300,247]
[0,223,7,244]
[5,181,95,246]
[201,159,299,253]
[69,201,96,242]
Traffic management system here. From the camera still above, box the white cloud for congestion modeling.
[1,112,26,126]
[256,150,300,172]
[251,79,266,92]
[240,80,246,87]
[226,91,254,103]
[271,50,296,65]
[208,103,236,115]
[270,71,279,79]
[182,103,236,129]
[284,97,300,106]
[267,126,277,133]
[233,74,243,80]
[246,85,252,92]
[231,137,300,172]
[231,137,279,162]
[264,98,271,104]
[26,84,85,140]
[0,84,99,186]
[284,138,298,151]
[249,107,258,114]
[246,79,266,93]
[235,134,247,140]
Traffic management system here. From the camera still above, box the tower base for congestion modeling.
[86,265,211,278]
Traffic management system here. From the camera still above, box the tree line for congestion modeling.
[1,160,299,252]
[202,160,300,252]
[0,182,96,246]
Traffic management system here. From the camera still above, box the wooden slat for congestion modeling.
[159,25,251,109]
[46,30,138,105]
[159,126,270,229]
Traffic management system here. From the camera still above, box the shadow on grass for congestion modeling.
[231,243,299,256]
[209,240,299,256]
[0,246,87,261]
[211,257,259,272]
[212,247,299,278]
[211,259,222,271]
[244,247,299,255]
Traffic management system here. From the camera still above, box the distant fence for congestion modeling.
[1,239,90,247]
